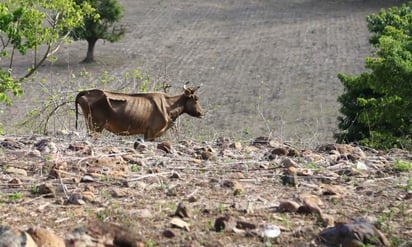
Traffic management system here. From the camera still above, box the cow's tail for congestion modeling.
[75,92,82,130]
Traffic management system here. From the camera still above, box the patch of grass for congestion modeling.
[406,177,412,191]
[394,160,412,172]
[7,192,24,202]
[217,204,226,213]
[130,164,139,172]
[30,185,39,194]
[145,239,156,247]
[96,208,112,221]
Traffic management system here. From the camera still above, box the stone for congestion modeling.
[37,183,56,197]
[170,218,190,231]
[175,201,191,218]
[0,225,38,247]
[214,215,237,232]
[27,227,65,247]
[4,166,27,176]
[318,219,390,247]
[157,141,173,153]
[281,174,298,186]
[272,147,289,156]
[229,142,242,150]
[279,200,300,212]
[281,157,301,168]
[66,193,85,205]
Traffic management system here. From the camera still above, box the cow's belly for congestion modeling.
[105,120,147,135]
[105,117,167,136]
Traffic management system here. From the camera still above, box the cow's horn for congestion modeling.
[183,81,190,90]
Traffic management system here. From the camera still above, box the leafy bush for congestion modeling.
[336,2,412,151]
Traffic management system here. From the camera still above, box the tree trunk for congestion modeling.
[82,38,98,63]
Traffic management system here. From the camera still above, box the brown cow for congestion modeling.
[75,86,203,140]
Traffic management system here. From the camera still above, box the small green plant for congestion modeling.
[96,208,112,221]
[394,160,412,172]
[130,164,139,172]
[217,204,225,213]
[205,219,214,230]
[7,192,24,202]
[30,185,39,194]
[145,239,156,247]
[101,190,113,200]
[405,177,412,191]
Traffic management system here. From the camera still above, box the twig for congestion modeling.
[127,172,173,182]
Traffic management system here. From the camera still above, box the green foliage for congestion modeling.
[406,177,412,191]
[0,0,95,132]
[70,0,126,62]
[394,160,412,172]
[336,2,412,151]
[7,192,24,202]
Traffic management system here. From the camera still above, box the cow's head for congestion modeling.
[183,85,203,118]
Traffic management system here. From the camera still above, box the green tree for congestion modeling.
[70,0,126,63]
[336,2,412,150]
[0,0,95,132]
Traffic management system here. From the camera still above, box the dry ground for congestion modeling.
[0,135,411,246]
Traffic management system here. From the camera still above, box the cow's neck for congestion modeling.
[166,94,186,121]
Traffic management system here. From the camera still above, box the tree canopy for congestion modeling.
[69,0,126,63]
[336,2,412,150]
[0,0,95,103]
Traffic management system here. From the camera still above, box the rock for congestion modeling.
[157,141,173,153]
[66,193,85,205]
[67,141,93,155]
[229,142,242,150]
[297,204,322,215]
[110,188,128,198]
[281,174,298,186]
[80,175,95,183]
[252,136,271,146]
[223,179,244,195]
[8,178,22,188]
[170,218,190,231]
[318,219,390,247]
[320,214,335,227]
[72,220,144,247]
[300,194,323,207]
[263,225,281,238]
[287,166,297,175]
[0,138,24,149]
[80,191,95,202]
[35,139,58,154]
[175,201,191,218]
[272,147,289,156]
[27,227,65,247]
[281,157,301,168]
[163,229,179,238]
[0,225,38,247]
[201,151,215,160]
[4,166,27,176]
[279,200,300,212]
[37,183,56,197]
[214,215,237,232]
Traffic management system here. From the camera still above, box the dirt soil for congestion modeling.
[1,1,412,247]
[0,135,411,246]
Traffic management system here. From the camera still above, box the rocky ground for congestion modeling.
[0,134,411,246]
